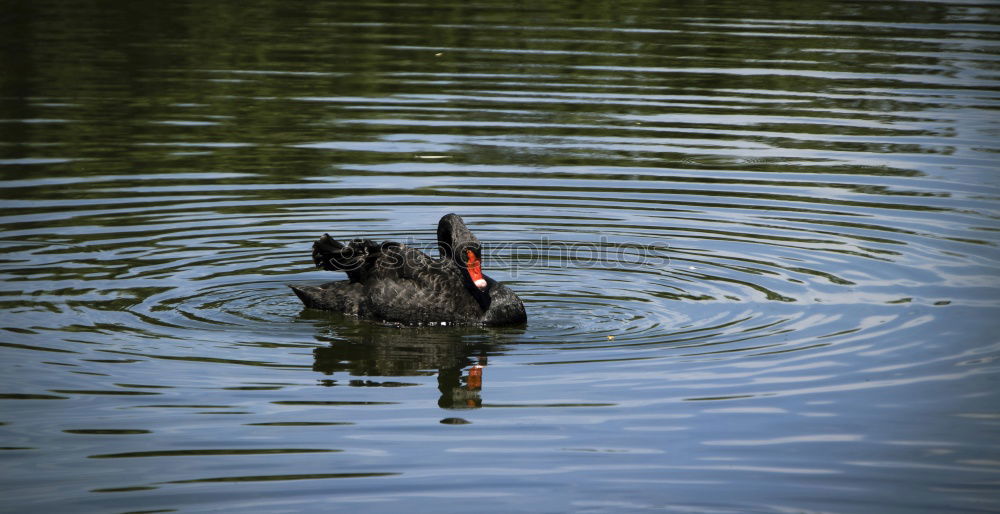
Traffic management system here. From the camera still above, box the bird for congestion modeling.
[290,213,527,326]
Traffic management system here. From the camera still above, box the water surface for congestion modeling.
[2,1,1000,512]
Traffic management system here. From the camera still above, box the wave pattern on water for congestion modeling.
[1,1,999,512]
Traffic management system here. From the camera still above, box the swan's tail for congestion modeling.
[289,285,321,308]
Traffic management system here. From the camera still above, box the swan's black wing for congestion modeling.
[312,235,380,282]
[312,234,447,284]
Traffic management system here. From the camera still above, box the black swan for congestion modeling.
[291,214,527,326]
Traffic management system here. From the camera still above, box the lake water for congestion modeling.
[2,1,1000,512]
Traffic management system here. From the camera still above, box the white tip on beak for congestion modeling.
[474,278,488,290]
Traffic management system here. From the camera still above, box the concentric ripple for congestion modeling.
[2,1,999,512]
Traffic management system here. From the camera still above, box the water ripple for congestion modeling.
[2,2,999,512]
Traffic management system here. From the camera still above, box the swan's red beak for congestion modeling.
[466,249,487,290]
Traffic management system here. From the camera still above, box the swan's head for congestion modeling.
[437,213,488,290]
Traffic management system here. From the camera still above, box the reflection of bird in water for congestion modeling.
[308,319,517,410]
[438,356,487,409]
[291,213,527,326]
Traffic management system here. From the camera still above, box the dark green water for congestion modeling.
[2,1,999,512]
